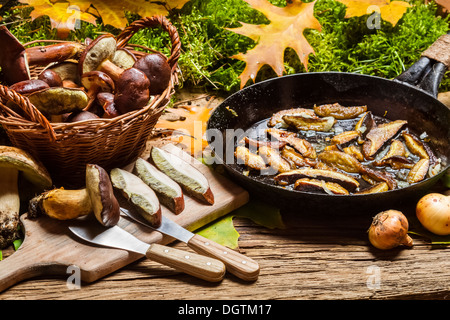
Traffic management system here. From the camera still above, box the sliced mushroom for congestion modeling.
[235,146,267,171]
[266,128,316,158]
[342,145,364,161]
[268,108,317,127]
[282,115,336,132]
[331,131,360,147]
[134,158,185,214]
[355,182,389,194]
[362,120,407,159]
[86,164,120,227]
[354,111,376,137]
[359,166,397,190]
[243,136,287,150]
[0,26,30,84]
[294,178,349,195]
[380,139,407,160]
[133,53,171,95]
[317,150,362,174]
[281,145,316,168]
[374,156,415,170]
[110,168,162,227]
[274,168,359,191]
[402,132,429,159]
[151,147,214,205]
[258,146,292,173]
[0,146,52,248]
[407,158,430,184]
[313,103,367,119]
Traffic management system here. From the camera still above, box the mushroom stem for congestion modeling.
[98,60,124,82]
[0,168,20,249]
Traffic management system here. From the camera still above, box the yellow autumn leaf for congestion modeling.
[336,0,411,26]
[19,0,97,35]
[227,0,321,89]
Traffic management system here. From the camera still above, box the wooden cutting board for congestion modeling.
[0,144,249,292]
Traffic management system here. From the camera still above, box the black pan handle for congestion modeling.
[395,32,450,98]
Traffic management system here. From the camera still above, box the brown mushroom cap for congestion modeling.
[9,79,50,95]
[114,68,150,114]
[28,87,89,115]
[38,69,63,87]
[134,53,171,95]
[0,26,30,85]
[81,71,115,93]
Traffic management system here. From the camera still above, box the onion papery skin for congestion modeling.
[368,210,414,250]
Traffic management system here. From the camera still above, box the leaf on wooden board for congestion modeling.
[227,0,322,89]
[336,0,412,26]
[196,215,241,249]
[154,105,212,157]
[196,200,284,249]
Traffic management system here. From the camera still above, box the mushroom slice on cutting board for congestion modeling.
[0,146,52,248]
[274,168,359,191]
[86,164,120,227]
[151,147,214,205]
[134,158,185,214]
[110,168,162,227]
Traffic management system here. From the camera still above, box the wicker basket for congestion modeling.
[0,16,181,188]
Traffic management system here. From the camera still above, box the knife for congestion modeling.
[120,207,260,281]
[68,219,226,282]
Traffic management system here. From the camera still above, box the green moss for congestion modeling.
[2,0,449,93]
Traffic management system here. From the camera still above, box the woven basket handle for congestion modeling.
[0,85,56,141]
[116,15,181,71]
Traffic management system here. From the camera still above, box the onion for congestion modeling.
[416,193,450,236]
[368,210,413,250]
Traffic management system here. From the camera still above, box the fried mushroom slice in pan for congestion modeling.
[294,178,349,195]
[235,146,267,171]
[282,115,336,132]
[313,103,367,120]
[266,128,316,158]
[407,158,430,184]
[317,150,362,174]
[362,120,407,159]
[258,146,291,173]
[268,108,317,127]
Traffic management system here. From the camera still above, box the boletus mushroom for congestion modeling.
[29,164,120,227]
[28,87,89,122]
[0,146,52,248]
[0,26,30,84]
[114,68,150,114]
[80,71,115,111]
[133,53,171,95]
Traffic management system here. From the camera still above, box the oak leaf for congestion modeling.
[227,0,321,89]
[336,0,411,26]
[155,105,212,157]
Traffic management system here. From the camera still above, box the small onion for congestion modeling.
[368,210,413,250]
[416,193,450,236]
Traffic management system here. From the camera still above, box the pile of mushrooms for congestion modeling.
[0,26,172,123]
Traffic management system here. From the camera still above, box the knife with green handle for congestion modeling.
[121,207,260,281]
[68,219,226,282]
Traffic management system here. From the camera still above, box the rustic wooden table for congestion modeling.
[0,189,449,301]
[1,91,449,302]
